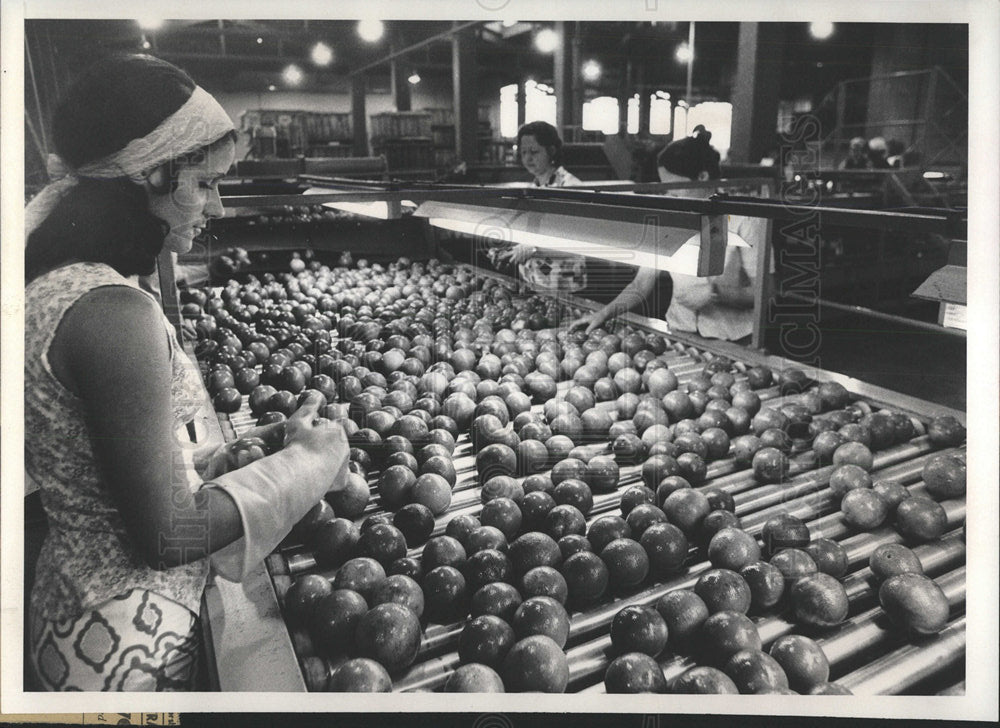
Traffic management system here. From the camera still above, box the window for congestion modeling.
[582,96,620,135]
[525,80,557,128]
[500,84,518,138]
[650,93,672,135]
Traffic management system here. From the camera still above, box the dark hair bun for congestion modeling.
[692,125,712,144]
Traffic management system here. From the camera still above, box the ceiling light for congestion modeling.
[809,21,835,40]
[268,84,277,92]
[582,60,601,82]
[408,72,421,85]
[358,19,385,43]
[282,64,304,87]
[501,20,519,28]
[675,43,692,64]
[140,35,151,50]
[135,17,164,31]
[257,37,264,45]
[534,28,559,54]
[310,42,334,67]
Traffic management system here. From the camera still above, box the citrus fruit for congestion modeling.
[922,454,966,499]
[872,480,912,512]
[768,634,830,692]
[327,657,392,692]
[588,515,632,553]
[466,526,508,555]
[553,478,594,516]
[895,496,948,542]
[671,665,740,694]
[371,574,425,618]
[469,582,523,623]
[458,614,516,669]
[650,589,706,653]
[604,653,668,694]
[421,535,468,572]
[480,497,523,540]
[600,538,650,590]
[695,568,753,614]
[610,605,669,657]
[869,543,924,581]
[358,522,408,566]
[625,503,670,539]
[332,558,386,604]
[411,472,452,515]
[699,610,762,667]
[724,649,789,694]
[739,561,786,612]
[770,548,819,585]
[620,485,657,517]
[803,538,849,578]
[544,503,587,539]
[840,488,890,530]
[637,523,688,578]
[309,589,368,656]
[560,550,610,605]
[708,528,762,571]
[422,565,468,623]
[926,415,966,447]
[464,549,514,591]
[512,596,571,648]
[558,534,593,560]
[444,663,506,692]
[761,514,811,557]
[662,488,712,536]
[314,518,361,569]
[878,573,950,635]
[502,635,570,693]
[508,532,563,576]
[444,514,481,549]
[698,510,742,545]
[829,464,873,500]
[354,603,422,672]
[521,566,569,605]
[790,572,850,628]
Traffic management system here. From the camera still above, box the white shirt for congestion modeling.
[666,214,769,341]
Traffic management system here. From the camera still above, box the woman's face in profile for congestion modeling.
[519,135,554,178]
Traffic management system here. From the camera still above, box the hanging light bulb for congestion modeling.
[809,21,835,40]
[534,28,559,54]
[582,60,602,82]
[282,64,304,87]
[310,42,334,67]
[408,72,421,85]
[358,19,385,43]
[675,43,692,64]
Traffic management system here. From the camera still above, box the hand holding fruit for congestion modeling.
[569,309,612,335]
[495,244,537,265]
[283,391,351,494]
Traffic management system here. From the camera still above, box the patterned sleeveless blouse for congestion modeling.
[25,263,209,621]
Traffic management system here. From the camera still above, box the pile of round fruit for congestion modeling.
[186,255,968,694]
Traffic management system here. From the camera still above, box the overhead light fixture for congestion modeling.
[358,19,385,43]
[413,198,735,277]
[140,34,151,50]
[304,188,401,220]
[135,17,164,31]
[809,21,835,40]
[582,60,602,82]
[257,37,264,44]
[268,84,277,92]
[534,28,559,54]
[408,72,421,85]
[675,42,693,64]
[501,20,519,28]
[310,41,334,67]
[282,64,304,87]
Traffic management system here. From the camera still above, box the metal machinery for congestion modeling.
[161,176,968,697]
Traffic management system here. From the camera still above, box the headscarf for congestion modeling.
[25,86,234,240]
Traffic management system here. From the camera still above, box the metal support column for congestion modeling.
[729,22,786,165]
[452,24,478,164]
[352,75,368,157]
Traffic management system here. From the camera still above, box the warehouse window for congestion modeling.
[627,95,640,134]
[500,84,518,138]
[650,92,672,135]
[686,101,733,159]
[524,80,557,128]
[582,96,620,135]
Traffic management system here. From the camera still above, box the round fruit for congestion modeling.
[443,663,505,692]
[873,480,912,512]
[521,566,569,605]
[354,603,422,672]
[422,535,468,572]
[466,526,509,555]
[841,488,889,530]
[803,538,849,579]
[585,456,620,492]
[553,478,594,516]
[695,568,753,614]
[314,518,361,569]
[869,543,924,581]
[358,523,407,566]
[508,532,563,576]
[832,441,874,471]
[480,475,524,505]
[790,572,850,628]
[761,514,811,556]
[878,573,950,635]
[610,605,669,657]
[561,550,610,605]
[922,454,966,499]
[470,582,523,623]
[708,528,762,572]
[587,516,632,554]
[411,473,452,515]
[601,538,650,590]
[926,415,966,447]
[392,503,435,548]
[333,557,387,604]
[604,653,668,694]
[768,634,830,693]
[812,430,846,465]
[458,614,516,669]
[671,666,739,694]
[476,443,518,481]
[445,514,481,550]
[309,589,368,656]
[378,465,417,510]
[371,574,425,618]
[698,610,762,667]
[327,658,392,692]
[326,472,371,519]
[655,589,708,653]
[662,488,711,537]
[752,447,789,484]
[502,635,570,693]
[422,565,468,623]
[895,496,948,542]
[698,510,742,545]
[640,522,689,577]
[544,504,586,539]
[770,548,819,585]
[512,596,570,648]
[724,649,789,694]
[739,561,785,613]
[464,548,514,591]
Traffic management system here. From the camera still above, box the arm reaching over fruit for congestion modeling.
[570,267,660,333]
[194,419,287,480]
[207,392,350,582]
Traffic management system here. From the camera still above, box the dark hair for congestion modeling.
[517,121,564,166]
[657,126,721,181]
[27,54,231,283]
[26,179,168,282]
[52,54,196,169]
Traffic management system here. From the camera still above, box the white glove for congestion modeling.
[207,394,349,581]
